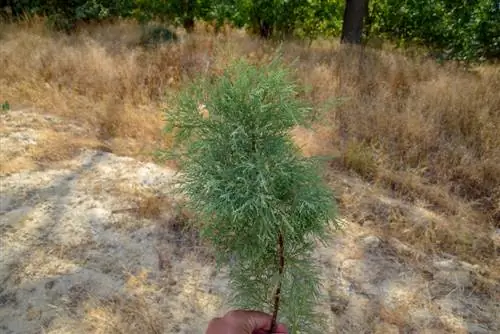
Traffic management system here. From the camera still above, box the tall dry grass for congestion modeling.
[0,18,217,160]
[0,18,498,271]
[289,44,499,271]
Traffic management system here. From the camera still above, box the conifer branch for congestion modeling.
[165,59,338,333]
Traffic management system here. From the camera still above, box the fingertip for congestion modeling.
[275,323,288,334]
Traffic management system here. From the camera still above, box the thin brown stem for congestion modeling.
[269,230,285,333]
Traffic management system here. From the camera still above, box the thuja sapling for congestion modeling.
[163,58,338,333]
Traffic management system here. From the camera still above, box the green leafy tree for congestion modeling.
[237,0,343,39]
[3,0,134,30]
[369,0,500,60]
[204,0,248,29]
[132,0,220,31]
[163,59,338,333]
[295,0,344,40]
[133,0,190,30]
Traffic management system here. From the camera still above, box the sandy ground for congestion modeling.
[1,109,499,333]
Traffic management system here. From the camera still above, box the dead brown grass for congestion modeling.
[28,129,101,162]
[0,18,181,162]
[1,17,498,292]
[286,44,499,276]
[294,44,499,217]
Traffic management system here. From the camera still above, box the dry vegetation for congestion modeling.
[1,17,499,332]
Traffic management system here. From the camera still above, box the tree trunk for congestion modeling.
[341,0,369,44]
[259,20,272,38]
[183,17,195,32]
[182,0,195,32]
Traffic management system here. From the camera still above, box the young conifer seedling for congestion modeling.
[163,59,338,333]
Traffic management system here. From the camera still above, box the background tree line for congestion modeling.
[1,0,498,61]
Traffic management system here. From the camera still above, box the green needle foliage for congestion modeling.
[164,58,338,333]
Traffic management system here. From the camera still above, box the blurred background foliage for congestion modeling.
[1,0,498,61]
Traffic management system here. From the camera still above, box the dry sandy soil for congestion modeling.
[1,108,498,334]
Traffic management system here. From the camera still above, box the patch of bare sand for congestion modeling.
[0,146,229,333]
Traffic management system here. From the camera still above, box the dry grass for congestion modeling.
[285,44,499,276]
[1,18,182,161]
[82,270,166,334]
[28,129,101,162]
[292,44,499,217]
[1,16,498,300]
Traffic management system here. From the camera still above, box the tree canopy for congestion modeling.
[2,1,496,61]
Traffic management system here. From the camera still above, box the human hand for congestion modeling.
[205,310,288,334]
